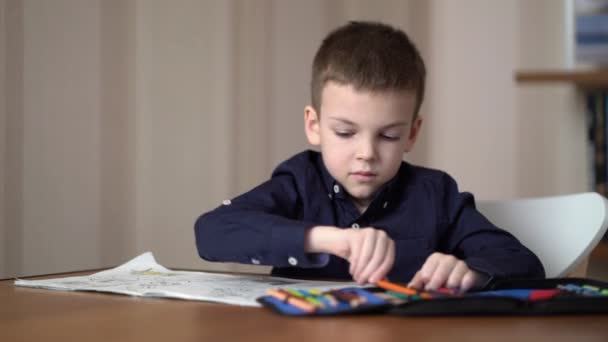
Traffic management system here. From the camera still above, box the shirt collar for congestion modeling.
[315,152,348,200]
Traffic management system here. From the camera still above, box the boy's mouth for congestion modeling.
[350,171,377,182]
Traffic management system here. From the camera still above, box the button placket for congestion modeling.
[287,256,298,266]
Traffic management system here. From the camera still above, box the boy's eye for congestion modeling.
[335,131,354,138]
[381,134,400,141]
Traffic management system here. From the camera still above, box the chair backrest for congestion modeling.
[476,192,608,278]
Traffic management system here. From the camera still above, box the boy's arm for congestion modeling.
[306,226,395,284]
[439,174,545,280]
[447,201,546,280]
[195,173,329,268]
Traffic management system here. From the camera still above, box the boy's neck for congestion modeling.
[351,197,370,214]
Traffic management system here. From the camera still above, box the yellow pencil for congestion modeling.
[308,289,338,306]
[284,289,325,308]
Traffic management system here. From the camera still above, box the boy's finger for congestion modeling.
[460,271,478,292]
[354,232,375,280]
[348,230,366,275]
[348,235,360,275]
[425,256,458,290]
[424,269,447,291]
[369,241,394,284]
[348,243,361,277]
[446,261,468,289]
[418,254,440,283]
[358,235,389,284]
[407,271,423,289]
[348,257,357,278]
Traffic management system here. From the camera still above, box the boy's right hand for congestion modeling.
[344,227,395,285]
[305,226,395,285]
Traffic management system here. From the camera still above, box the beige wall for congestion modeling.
[425,1,521,198]
[133,0,243,272]
[21,0,104,275]
[1,0,136,277]
[2,0,25,277]
[131,0,423,272]
[423,0,586,200]
[0,0,587,278]
[516,1,587,197]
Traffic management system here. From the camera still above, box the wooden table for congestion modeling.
[2,271,608,342]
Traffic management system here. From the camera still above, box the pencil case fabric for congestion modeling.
[387,278,608,316]
[257,287,391,316]
[258,278,608,316]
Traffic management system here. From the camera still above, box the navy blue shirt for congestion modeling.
[195,150,544,283]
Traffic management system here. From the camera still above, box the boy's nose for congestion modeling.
[356,139,376,161]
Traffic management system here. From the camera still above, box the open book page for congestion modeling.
[14,252,359,307]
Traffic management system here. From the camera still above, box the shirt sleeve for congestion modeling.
[194,170,329,268]
[439,173,546,279]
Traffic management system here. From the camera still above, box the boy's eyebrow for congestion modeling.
[328,116,409,129]
[381,122,409,129]
[328,117,356,125]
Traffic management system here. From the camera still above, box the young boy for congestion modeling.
[195,21,544,292]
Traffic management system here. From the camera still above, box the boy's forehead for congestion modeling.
[320,82,417,121]
[321,81,416,104]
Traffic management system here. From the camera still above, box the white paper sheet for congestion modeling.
[14,252,358,307]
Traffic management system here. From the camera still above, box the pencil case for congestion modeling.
[257,278,608,316]
[386,277,608,316]
[257,287,391,316]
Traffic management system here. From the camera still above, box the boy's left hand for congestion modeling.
[407,252,485,292]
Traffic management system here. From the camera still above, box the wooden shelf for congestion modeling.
[515,69,608,88]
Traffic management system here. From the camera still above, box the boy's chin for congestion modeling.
[346,187,377,203]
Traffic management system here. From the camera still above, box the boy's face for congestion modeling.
[304,81,422,211]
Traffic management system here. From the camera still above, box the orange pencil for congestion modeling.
[376,280,418,295]
[266,289,316,312]
[376,280,433,299]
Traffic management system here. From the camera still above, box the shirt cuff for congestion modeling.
[269,220,329,268]
[464,257,499,289]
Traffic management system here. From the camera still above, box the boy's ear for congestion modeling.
[404,116,423,153]
[304,105,321,146]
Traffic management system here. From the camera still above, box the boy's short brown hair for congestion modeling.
[311,21,426,118]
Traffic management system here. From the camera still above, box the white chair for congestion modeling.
[476,192,608,278]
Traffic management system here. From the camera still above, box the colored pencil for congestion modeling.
[266,289,316,312]
[376,280,418,295]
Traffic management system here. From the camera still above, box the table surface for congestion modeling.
[2,271,608,342]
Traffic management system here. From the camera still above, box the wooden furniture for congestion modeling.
[2,271,608,342]
[515,69,608,88]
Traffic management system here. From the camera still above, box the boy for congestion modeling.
[195,21,544,292]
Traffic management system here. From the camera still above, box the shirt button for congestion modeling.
[288,256,298,266]
[351,223,360,229]
[222,199,232,205]
[250,258,261,265]
[333,185,340,194]
[328,193,333,199]
[383,201,389,209]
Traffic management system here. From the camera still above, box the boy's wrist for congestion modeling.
[304,226,348,258]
